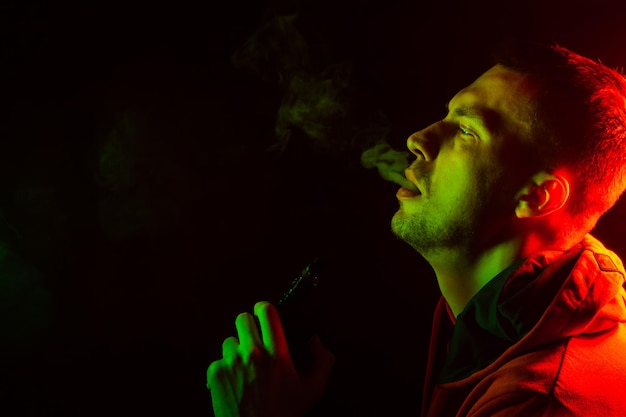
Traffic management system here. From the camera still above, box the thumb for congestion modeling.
[302,335,335,400]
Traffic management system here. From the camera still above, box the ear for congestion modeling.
[515,172,570,219]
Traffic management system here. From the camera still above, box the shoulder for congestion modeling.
[466,325,626,416]
[552,324,626,414]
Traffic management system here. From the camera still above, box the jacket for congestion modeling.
[421,234,626,417]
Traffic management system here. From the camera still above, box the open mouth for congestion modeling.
[386,171,421,194]
[402,169,422,194]
[397,176,421,194]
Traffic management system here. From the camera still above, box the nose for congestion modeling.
[406,123,441,162]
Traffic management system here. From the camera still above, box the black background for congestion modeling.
[3,0,626,415]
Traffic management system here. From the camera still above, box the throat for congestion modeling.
[428,242,522,317]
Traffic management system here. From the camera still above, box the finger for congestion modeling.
[234,312,262,350]
[254,301,289,358]
[207,359,232,391]
[206,359,224,389]
[221,336,239,360]
[206,360,239,417]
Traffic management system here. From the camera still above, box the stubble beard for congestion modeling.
[391,208,476,256]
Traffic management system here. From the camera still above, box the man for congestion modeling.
[207,40,626,416]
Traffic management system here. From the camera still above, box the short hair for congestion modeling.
[492,39,626,236]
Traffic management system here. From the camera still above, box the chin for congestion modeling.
[391,213,413,242]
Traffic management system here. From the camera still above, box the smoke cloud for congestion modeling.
[231,14,356,155]
[274,64,351,152]
[232,11,417,190]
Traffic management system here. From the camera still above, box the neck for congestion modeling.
[424,239,524,317]
[425,229,578,317]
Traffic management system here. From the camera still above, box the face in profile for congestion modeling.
[392,65,540,257]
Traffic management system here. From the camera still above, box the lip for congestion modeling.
[396,186,421,199]
[396,169,422,200]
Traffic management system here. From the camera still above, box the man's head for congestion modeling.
[392,41,626,261]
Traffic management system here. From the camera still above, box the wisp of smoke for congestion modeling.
[360,142,419,191]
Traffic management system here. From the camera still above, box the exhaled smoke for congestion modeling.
[231,14,308,85]
[231,13,355,155]
[360,142,418,191]
[274,64,351,152]
[232,10,415,186]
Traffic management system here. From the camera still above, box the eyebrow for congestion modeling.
[445,103,501,133]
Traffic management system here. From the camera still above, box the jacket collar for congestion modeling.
[437,235,626,383]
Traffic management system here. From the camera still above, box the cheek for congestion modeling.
[438,158,477,192]
[476,169,517,216]
[455,159,505,206]
[431,168,478,212]
[433,150,504,206]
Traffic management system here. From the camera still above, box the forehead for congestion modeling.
[449,65,539,139]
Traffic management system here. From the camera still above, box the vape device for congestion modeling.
[275,257,322,372]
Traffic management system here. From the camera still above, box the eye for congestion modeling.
[458,125,476,138]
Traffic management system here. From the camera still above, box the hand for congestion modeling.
[207,301,335,417]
